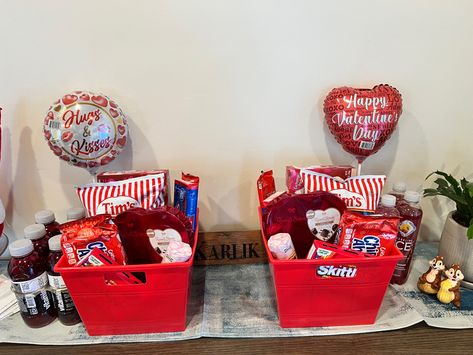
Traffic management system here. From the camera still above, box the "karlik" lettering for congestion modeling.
[195,243,260,260]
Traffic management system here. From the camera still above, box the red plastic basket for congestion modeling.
[259,209,403,328]
[55,223,198,336]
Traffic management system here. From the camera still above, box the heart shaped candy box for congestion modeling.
[264,192,347,258]
[114,207,193,265]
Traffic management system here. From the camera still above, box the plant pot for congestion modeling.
[438,211,473,288]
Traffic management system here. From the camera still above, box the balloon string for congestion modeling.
[357,162,362,176]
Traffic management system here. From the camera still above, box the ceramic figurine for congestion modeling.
[437,264,463,308]
[417,256,445,294]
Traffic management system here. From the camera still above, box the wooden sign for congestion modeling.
[194,230,268,265]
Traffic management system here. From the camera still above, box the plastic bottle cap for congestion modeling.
[393,182,407,193]
[66,207,86,221]
[24,224,47,240]
[404,191,420,203]
[9,239,33,257]
[35,210,56,224]
[381,194,396,208]
[48,235,62,251]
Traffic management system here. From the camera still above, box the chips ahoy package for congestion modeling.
[338,211,399,257]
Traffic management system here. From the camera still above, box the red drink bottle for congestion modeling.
[375,194,400,218]
[8,239,57,328]
[66,207,86,222]
[391,191,423,285]
[47,235,81,326]
[24,224,49,261]
[35,210,61,239]
[389,182,406,206]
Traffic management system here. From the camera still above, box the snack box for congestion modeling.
[259,208,402,328]
[55,212,199,336]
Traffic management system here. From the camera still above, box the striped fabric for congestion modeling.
[300,170,386,212]
[76,174,165,216]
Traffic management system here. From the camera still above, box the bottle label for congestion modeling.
[15,289,52,316]
[52,288,76,312]
[48,274,66,289]
[399,220,416,238]
[11,272,48,294]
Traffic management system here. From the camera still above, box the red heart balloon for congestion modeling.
[323,85,402,163]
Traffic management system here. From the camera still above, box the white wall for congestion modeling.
[1,0,472,240]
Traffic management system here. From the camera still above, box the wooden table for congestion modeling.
[1,231,471,354]
[1,323,471,354]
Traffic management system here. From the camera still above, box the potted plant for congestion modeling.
[424,170,473,286]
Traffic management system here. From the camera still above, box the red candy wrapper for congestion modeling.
[257,170,276,206]
[300,170,386,212]
[60,215,126,266]
[97,169,170,205]
[338,211,399,257]
[286,165,355,195]
[76,173,166,217]
[306,240,366,259]
[75,248,143,285]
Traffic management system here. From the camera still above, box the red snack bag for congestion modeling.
[300,170,386,212]
[338,211,399,257]
[60,215,126,266]
[257,170,276,206]
[76,173,166,217]
[264,192,346,258]
[97,169,170,205]
[286,165,355,195]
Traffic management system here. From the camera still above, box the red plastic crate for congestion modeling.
[55,224,198,336]
[259,209,403,328]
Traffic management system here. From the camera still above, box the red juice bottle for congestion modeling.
[375,194,400,218]
[391,191,423,285]
[8,239,57,328]
[35,210,61,239]
[24,224,49,261]
[66,207,86,222]
[47,235,81,326]
[389,182,406,206]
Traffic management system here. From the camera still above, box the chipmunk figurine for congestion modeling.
[437,264,463,308]
[417,256,445,294]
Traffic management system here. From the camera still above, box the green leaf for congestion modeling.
[423,188,440,196]
[430,171,461,194]
[468,222,473,240]
[434,178,449,188]
[467,182,473,198]
[432,189,467,206]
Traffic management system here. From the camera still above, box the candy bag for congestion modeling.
[257,170,276,206]
[60,215,126,266]
[300,170,386,212]
[97,169,170,205]
[76,173,166,217]
[286,165,355,194]
[338,211,399,257]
